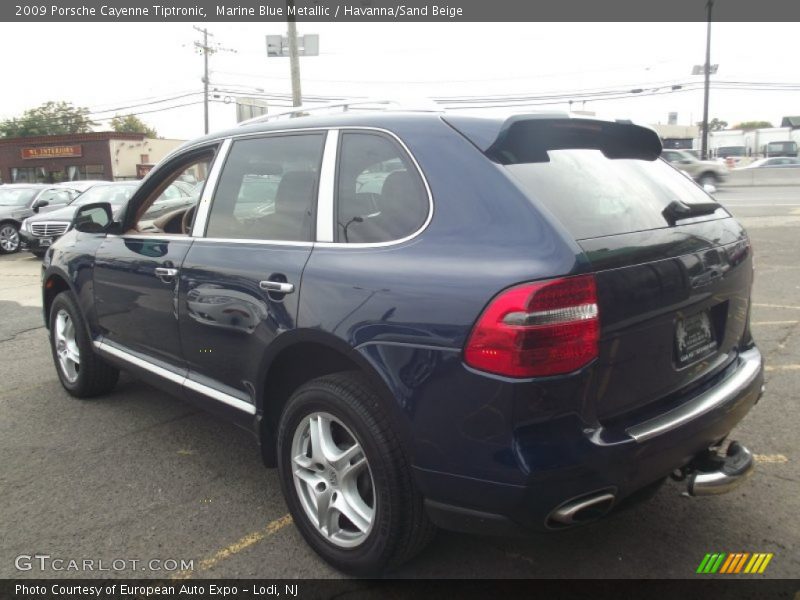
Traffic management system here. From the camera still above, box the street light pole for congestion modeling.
[701,0,714,160]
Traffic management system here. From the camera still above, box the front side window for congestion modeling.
[335,132,428,243]
[75,184,138,207]
[131,155,211,235]
[205,134,325,242]
[37,189,74,206]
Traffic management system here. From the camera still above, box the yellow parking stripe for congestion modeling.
[752,320,799,326]
[172,514,293,579]
[764,364,800,372]
[753,303,800,310]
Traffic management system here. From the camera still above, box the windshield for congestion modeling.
[0,188,38,207]
[507,150,724,240]
[74,185,137,207]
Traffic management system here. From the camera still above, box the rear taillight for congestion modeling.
[464,275,599,378]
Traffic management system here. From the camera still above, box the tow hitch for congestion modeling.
[673,441,755,496]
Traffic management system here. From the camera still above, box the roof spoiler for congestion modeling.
[444,115,662,164]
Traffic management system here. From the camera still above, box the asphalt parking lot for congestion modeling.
[1,185,798,580]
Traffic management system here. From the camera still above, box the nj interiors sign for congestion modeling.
[21,145,83,159]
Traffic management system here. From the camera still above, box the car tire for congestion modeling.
[276,372,435,575]
[0,222,20,254]
[32,250,46,258]
[49,291,119,398]
[698,172,718,187]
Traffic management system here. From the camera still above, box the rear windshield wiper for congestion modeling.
[662,200,721,225]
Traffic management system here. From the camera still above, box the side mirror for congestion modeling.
[73,202,114,234]
[32,199,49,213]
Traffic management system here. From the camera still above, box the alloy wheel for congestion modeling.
[54,309,81,383]
[291,411,375,548]
[0,224,19,253]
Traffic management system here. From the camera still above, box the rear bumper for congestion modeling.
[418,347,764,534]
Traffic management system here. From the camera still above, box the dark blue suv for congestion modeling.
[42,109,764,575]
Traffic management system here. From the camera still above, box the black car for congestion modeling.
[42,108,764,575]
[21,181,140,257]
[0,184,80,254]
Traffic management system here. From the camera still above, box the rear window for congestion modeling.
[506,150,722,240]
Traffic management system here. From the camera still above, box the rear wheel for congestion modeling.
[698,172,718,187]
[0,223,20,254]
[49,291,119,397]
[276,372,435,575]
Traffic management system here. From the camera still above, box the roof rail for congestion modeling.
[237,98,442,126]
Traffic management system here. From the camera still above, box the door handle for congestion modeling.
[259,280,295,294]
[155,267,179,283]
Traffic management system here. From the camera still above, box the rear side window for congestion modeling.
[506,150,722,240]
[206,134,324,242]
[335,132,428,243]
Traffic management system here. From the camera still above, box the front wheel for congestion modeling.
[49,291,119,397]
[0,223,20,254]
[698,172,718,187]
[276,372,435,575]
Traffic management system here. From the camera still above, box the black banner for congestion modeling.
[2,0,800,22]
[2,579,799,600]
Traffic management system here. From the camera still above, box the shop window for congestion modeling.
[11,167,45,183]
[66,165,105,181]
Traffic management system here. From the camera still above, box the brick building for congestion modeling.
[0,132,185,184]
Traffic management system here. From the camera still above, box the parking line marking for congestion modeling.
[752,321,799,326]
[172,513,293,579]
[764,364,800,372]
[753,303,800,311]
[754,454,789,464]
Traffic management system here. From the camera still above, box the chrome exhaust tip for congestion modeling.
[548,492,616,527]
[687,441,755,496]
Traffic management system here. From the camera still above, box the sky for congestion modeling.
[0,22,797,140]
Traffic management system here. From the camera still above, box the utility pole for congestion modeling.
[193,26,213,134]
[286,0,302,107]
[192,26,236,134]
[701,0,714,160]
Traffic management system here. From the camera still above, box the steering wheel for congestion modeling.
[182,204,197,234]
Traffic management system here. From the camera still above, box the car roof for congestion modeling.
[186,111,450,147]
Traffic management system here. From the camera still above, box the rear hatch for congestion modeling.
[447,115,753,419]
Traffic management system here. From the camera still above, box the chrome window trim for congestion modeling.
[106,233,195,241]
[93,339,256,415]
[316,130,339,243]
[193,237,313,248]
[314,127,434,250]
[173,126,433,249]
[192,138,232,238]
